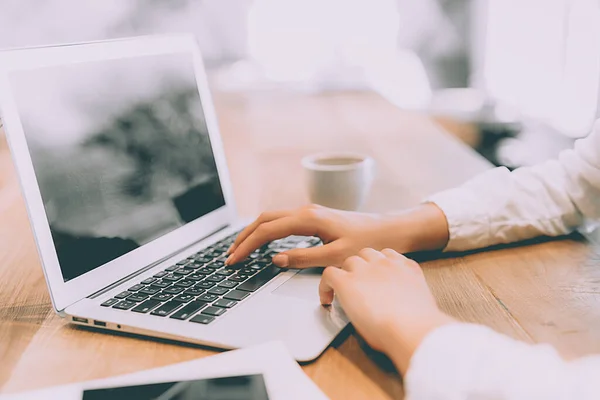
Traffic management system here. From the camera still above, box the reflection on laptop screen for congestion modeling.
[9,53,226,282]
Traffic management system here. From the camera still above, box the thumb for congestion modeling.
[272,242,344,269]
[319,266,347,305]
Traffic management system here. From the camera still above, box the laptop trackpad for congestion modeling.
[272,268,323,301]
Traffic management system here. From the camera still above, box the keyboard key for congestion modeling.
[163,286,185,295]
[174,280,195,288]
[239,268,257,275]
[216,268,235,276]
[138,286,161,295]
[223,290,250,302]
[218,281,238,289]
[152,293,173,302]
[229,262,246,270]
[150,301,183,317]
[113,300,137,310]
[237,265,281,292]
[114,291,132,299]
[195,256,213,263]
[228,274,248,283]
[214,254,228,262]
[208,287,229,296]
[173,267,194,276]
[197,293,219,302]
[184,287,206,296]
[307,236,321,245]
[196,268,216,275]
[101,298,119,307]
[128,284,145,292]
[127,293,149,302]
[186,273,204,281]
[151,280,171,289]
[173,294,195,303]
[214,299,237,308]
[132,299,162,313]
[205,275,225,283]
[141,277,157,285]
[165,265,179,271]
[185,263,202,270]
[210,260,226,268]
[190,314,214,325]
[153,271,168,278]
[195,281,215,289]
[202,306,227,317]
[176,260,191,266]
[163,274,183,282]
[170,301,209,320]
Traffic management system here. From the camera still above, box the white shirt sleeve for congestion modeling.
[404,323,600,400]
[428,119,600,252]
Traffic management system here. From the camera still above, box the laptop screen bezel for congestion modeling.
[0,35,237,312]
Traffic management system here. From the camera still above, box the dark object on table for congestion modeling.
[82,374,270,400]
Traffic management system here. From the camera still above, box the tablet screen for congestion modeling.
[82,374,269,400]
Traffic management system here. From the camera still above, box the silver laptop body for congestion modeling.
[0,34,349,362]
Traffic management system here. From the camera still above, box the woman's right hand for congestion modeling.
[225,203,450,269]
[319,248,456,374]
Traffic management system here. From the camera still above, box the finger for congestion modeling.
[274,241,345,268]
[319,266,347,305]
[227,216,317,265]
[229,210,292,253]
[381,248,403,259]
[380,248,422,273]
[357,248,385,263]
[342,255,368,272]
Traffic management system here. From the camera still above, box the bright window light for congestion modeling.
[483,0,600,137]
[247,0,431,108]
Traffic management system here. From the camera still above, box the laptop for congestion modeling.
[0,34,349,362]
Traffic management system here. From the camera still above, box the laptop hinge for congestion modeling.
[87,225,230,299]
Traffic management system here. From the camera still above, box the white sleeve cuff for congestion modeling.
[426,187,491,252]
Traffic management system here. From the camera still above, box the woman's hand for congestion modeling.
[320,248,456,374]
[226,203,449,268]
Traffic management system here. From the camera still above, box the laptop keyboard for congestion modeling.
[101,233,321,325]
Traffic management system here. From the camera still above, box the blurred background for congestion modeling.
[1,0,599,169]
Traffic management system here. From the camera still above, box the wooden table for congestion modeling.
[1,90,600,399]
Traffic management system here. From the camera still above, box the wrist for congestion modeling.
[383,312,456,375]
[384,203,450,253]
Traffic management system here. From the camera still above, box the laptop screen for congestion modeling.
[9,52,226,282]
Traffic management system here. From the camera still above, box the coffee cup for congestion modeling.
[301,152,375,211]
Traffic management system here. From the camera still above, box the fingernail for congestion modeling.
[226,245,234,255]
[225,254,234,265]
[273,254,289,267]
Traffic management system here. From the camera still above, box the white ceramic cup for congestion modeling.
[301,152,375,211]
